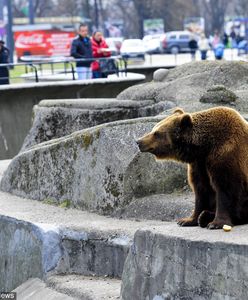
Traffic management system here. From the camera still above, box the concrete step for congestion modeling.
[13,275,121,300]
[0,159,193,293]
[0,170,169,292]
[46,274,121,300]
[13,278,74,300]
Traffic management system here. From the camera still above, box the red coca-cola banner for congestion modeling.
[14,30,75,58]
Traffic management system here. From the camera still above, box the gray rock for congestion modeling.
[200,85,238,103]
[21,98,174,151]
[1,117,187,214]
[121,224,248,300]
[117,61,248,113]
[153,68,169,82]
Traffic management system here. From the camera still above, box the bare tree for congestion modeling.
[129,0,198,37]
[234,0,248,15]
[200,0,230,35]
[13,0,54,18]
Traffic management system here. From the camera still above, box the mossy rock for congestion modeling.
[200,85,237,104]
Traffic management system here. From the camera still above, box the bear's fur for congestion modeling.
[137,107,248,229]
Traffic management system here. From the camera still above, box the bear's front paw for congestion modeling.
[177,217,198,227]
[207,220,232,230]
[198,210,215,228]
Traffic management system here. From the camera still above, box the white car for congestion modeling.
[143,34,163,54]
[120,39,145,60]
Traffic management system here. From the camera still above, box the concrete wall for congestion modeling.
[121,224,248,300]
[0,78,144,159]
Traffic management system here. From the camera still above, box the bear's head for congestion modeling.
[136,108,194,162]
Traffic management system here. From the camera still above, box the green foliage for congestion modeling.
[59,199,71,208]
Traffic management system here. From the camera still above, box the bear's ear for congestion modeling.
[180,113,193,129]
[173,107,184,115]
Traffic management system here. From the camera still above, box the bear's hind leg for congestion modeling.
[207,166,236,229]
[207,191,233,229]
[178,161,215,227]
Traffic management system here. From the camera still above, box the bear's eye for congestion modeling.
[154,131,161,138]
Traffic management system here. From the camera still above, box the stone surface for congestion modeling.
[153,68,169,82]
[13,278,74,300]
[117,61,248,113]
[21,98,174,151]
[121,223,248,300]
[1,117,187,214]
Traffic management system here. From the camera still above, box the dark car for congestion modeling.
[161,31,192,54]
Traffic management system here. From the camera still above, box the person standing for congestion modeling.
[211,30,220,49]
[0,40,10,85]
[91,31,111,78]
[70,23,93,80]
[198,34,210,60]
[188,35,198,61]
[214,42,225,60]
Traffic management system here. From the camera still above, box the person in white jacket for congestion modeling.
[198,34,210,60]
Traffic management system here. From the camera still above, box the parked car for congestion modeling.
[120,39,146,60]
[160,31,192,54]
[143,34,163,54]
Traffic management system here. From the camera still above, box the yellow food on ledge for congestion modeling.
[223,225,232,232]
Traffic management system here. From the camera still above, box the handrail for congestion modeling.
[0,55,125,67]
[0,56,127,83]
[28,64,39,82]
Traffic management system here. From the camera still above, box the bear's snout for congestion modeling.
[136,136,154,153]
[136,139,143,150]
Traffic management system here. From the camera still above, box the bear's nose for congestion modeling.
[136,139,142,148]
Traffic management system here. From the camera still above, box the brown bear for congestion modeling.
[136,107,248,229]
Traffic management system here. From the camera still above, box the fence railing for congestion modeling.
[0,56,128,84]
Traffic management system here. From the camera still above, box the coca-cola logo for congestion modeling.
[16,33,44,45]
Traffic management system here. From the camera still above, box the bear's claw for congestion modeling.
[177,217,198,227]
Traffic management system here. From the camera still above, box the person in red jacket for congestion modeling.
[91,31,111,78]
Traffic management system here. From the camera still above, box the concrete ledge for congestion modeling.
[121,223,248,300]
[0,201,130,291]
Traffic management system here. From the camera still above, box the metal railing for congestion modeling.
[0,56,128,84]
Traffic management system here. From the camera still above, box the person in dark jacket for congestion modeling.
[0,40,9,85]
[188,35,198,61]
[70,24,93,80]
